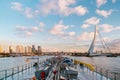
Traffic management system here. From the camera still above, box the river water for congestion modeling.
[0,56,52,70]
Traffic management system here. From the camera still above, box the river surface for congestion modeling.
[0,56,52,71]
[0,56,120,73]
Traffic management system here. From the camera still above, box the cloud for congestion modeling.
[77,32,94,41]
[31,26,39,32]
[96,0,115,8]
[109,39,120,53]
[96,0,107,8]
[50,21,69,36]
[11,2,23,11]
[58,0,88,16]
[74,6,88,16]
[11,2,38,18]
[50,21,76,39]
[100,24,120,32]
[24,7,34,18]
[11,0,88,17]
[15,22,45,37]
[39,0,58,15]
[112,0,116,3]
[16,26,27,31]
[81,24,89,29]
[96,9,113,17]
[25,31,33,36]
[15,26,37,37]
[39,22,45,27]
[81,17,100,28]
[68,32,75,36]
[58,0,75,16]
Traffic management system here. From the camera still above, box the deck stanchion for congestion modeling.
[5,70,7,80]
[100,68,103,80]
[18,66,19,80]
[92,69,94,80]
[106,70,108,80]
[96,67,97,80]
[22,65,24,80]
[12,68,14,80]
[114,73,117,80]
[22,65,23,71]
[18,66,19,73]
[12,68,14,75]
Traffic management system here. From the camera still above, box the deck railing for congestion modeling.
[0,62,34,80]
[94,66,120,80]
[83,65,120,80]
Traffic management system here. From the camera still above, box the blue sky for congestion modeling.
[0,0,120,52]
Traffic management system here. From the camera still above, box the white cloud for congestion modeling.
[74,6,88,16]
[11,2,23,11]
[68,32,75,36]
[112,0,116,3]
[77,32,94,41]
[96,9,113,17]
[50,21,69,36]
[109,39,120,53]
[85,17,100,25]
[100,24,120,32]
[96,0,107,8]
[100,24,113,32]
[50,21,75,39]
[40,0,58,15]
[40,28,44,32]
[11,0,88,17]
[11,2,38,18]
[81,17,100,28]
[16,26,27,31]
[58,0,75,16]
[24,7,33,18]
[31,26,39,32]
[39,22,45,27]
[25,31,33,36]
[81,24,89,29]
[58,0,88,16]
[15,24,44,37]
[38,22,45,31]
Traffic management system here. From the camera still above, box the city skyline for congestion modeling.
[0,0,120,52]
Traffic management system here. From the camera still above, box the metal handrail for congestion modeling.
[94,66,120,80]
[0,62,34,80]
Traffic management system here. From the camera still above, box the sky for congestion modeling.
[0,0,120,52]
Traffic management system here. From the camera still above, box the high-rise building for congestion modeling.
[9,46,13,53]
[32,45,36,53]
[16,45,20,53]
[24,47,27,54]
[28,46,31,53]
[0,45,2,53]
[20,45,24,53]
[38,46,42,54]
